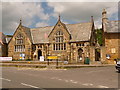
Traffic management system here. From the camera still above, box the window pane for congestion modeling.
[53,44,55,50]
[58,43,60,50]
[64,43,66,50]
[56,44,58,50]
[53,31,66,51]
[61,44,63,50]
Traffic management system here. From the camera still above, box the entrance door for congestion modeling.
[38,50,42,59]
[95,49,101,61]
[78,48,83,61]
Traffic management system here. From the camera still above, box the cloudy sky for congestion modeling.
[1,0,119,35]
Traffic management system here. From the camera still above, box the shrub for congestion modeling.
[26,59,32,61]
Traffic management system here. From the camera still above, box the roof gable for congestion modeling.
[0,32,6,44]
[48,18,70,38]
[8,24,32,44]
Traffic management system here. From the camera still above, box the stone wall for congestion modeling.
[8,26,32,60]
[0,43,7,57]
[105,33,120,64]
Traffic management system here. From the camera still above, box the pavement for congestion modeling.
[0,61,116,69]
[0,66,119,89]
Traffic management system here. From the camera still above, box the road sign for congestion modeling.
[47,56,58,59]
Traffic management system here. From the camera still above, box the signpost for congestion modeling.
[47,56,58,59]
[47,56,58,66]
[40,56,44,61]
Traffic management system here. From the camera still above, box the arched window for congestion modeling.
[78,48,83,58]
[16,33,24,44]
[53,31,66,51]
[14,33,25,52]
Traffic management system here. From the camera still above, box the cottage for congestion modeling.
[102,9,120,64]
[0,32,8,57]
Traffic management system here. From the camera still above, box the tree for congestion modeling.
[96,28,103,46]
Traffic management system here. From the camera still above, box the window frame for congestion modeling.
[53,31,66,51]
[14,33,25,52]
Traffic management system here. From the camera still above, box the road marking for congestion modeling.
[89,83,93,86]
[98,85,109,88]
[87,70,105,73]
[21,83,39,88]
[51,77,55,79]
[0,78,11,82]
[82,83,89,86]
[65,80,69,82]
[72,81,78,84]
[58,79,62,80]
[51,77,58,79]
[70,80,73,82]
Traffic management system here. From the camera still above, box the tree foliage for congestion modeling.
[96,28,103,46]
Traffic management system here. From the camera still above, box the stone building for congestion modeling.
[8,16,97,63]
[0,32,8,56]
[102,9,120,64]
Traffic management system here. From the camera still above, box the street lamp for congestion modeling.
[57,54,61,68]
[47,54,50,66]
[28,46,31,60]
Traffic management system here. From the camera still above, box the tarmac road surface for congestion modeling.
[1,66,119,89]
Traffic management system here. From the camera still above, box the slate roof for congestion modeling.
[31,26,54,44]
[30,22,93,44]
[105,20,120,33]
[0,32,6,44]
[66,22,92,42]
[6,36,12,44]
[22,26,32,42]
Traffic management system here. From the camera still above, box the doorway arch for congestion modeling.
[95,48,101,61]
[38,50,42,59]
[78,48,83,60]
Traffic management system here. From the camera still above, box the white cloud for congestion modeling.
[47,2,118,28]
[2,2,50,34]
[2,0,120,2]
[47,0,119,2]
[1,1,118,35]
[35,22,49,27]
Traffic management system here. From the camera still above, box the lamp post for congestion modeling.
[28,46,31,60]
[47,54,50,66]
[57,54,61,68]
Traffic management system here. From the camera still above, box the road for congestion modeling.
[0,66,119,89]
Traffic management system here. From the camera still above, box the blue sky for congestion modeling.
[1,1,118,35]
[31,2,55,27]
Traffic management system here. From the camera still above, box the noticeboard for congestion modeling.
[20,53,25,60]
[40,56,44,61]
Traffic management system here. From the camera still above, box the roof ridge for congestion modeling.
[31,22,92,30]
[109,20,120,22]
[22,25,30,29]
[31,26,53,29]
[66,22,92,25]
